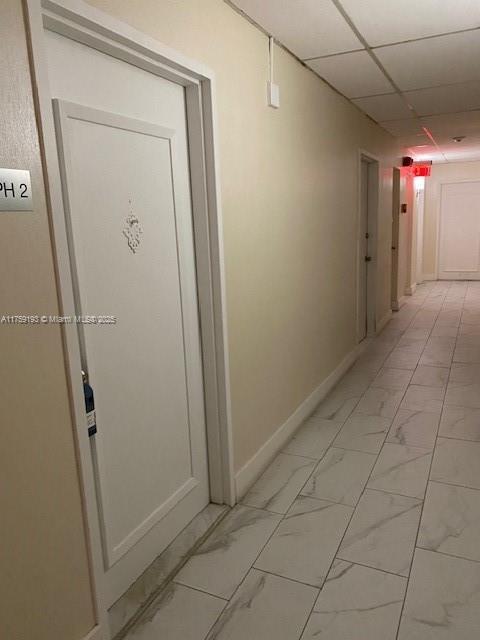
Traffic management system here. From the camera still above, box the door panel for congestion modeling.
[358,160,369,341]
[439,182,480,280]
[391,168,400,308]
[415,185,425,284]
[46,32,209,606]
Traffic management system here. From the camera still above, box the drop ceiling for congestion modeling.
[232,0,480,163]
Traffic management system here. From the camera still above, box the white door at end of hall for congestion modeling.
[45,29,210,606]
[439,181,480,280]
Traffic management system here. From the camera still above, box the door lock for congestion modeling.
[82,370,97,437]
[365,256,372,262]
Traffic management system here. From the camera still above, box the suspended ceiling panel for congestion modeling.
[234,0,361,59]
[307,50,392,98]
[397,133,432,148]
[352,93,414,122]
[422,111,480,138]
[379,119,425,137]
[232,0,480,162]
[376,30,480,91]
[440,139,480,161]
[409,146,446,162]
[339,0,480,46]
[405,82,480,117]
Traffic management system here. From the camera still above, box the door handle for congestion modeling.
[392,246,396,250]
[365,256,372,262]
[82,369,97,437]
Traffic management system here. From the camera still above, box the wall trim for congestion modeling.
[82,626,102,640]
[406,282,417,295]
[422,273,436,281]
[376,309,392,333]
[235,339,369,499]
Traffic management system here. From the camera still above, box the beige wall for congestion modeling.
[2,1,405,636]
[423,161,480,278]
[87,0,400,469]
[0,2,95,639]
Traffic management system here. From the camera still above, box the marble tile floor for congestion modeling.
[124,281,480,640]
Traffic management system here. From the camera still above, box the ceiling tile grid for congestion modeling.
[233,0,480,161]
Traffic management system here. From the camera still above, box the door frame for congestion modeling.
[436,179,480,279]
[391,167,401,310]
[356,150,379,342]
[24,1,235,637]
[414,178,425,285]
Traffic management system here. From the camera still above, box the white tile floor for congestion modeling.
[125,281,480,640]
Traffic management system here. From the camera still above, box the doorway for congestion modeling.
[438,181,480,280]
[52,86,211,608]
[414,177,425,285]
[391,167,401,310]
[357,153,379,341]
[51,37,209,605]
[26,2,234,637]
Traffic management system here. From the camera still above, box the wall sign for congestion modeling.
[412,165,431,177]
[0,168,33,211]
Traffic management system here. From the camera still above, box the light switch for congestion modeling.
[268,81,280,109]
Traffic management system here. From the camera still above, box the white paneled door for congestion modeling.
[46,32,209,605]
[439,181,480,280]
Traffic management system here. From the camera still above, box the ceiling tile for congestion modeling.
[352,93,414,122]
[340,0,480,47]
[379,118,425,136]
[405,81,480,116]
[444,147,480,162]
[407,145,446,162]
[307,50,393,98]
[375,30,480,91]
[421,110,480,139]
[232,0,362,58]
[399,134,432,147]
[442,140,480,161]
[404,138,480,163]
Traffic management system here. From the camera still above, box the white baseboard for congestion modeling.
[376,310,392,333]
[234,340,369,500]
[422,273,436,281]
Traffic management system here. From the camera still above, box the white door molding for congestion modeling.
[24,1,235,637]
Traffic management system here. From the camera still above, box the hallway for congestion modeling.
[126,280,480,640]
[6,2,480,639]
